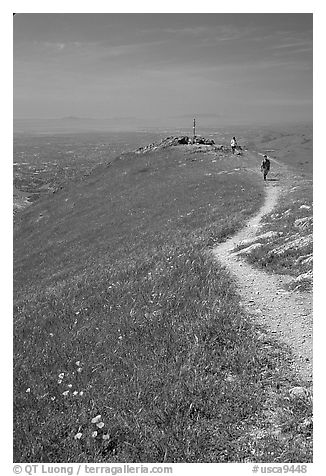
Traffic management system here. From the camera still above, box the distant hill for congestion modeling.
[61,116,89,121]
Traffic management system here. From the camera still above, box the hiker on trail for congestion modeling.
[261,155,270,181]
[230,137,237,154]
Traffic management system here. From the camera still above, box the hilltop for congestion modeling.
[135,135,216,152]
[13,130,312,463]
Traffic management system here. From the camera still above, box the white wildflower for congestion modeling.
[91,415,102,424]
[96,422,104,429]
[91,431,97,438]
[79,391,84,396]
[62,390,69,396]
[77,367,82,373]
[68,384,72,388]
[73,391,78,396]
[74,432,82,440]
[103,434,110,440]
[75,361,80,366]
[58,373,64,379]
[26,388,31,393]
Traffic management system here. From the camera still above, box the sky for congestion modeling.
[13,13,313,128]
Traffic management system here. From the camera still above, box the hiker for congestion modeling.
[261,155,270,181]
[230,137,237,154]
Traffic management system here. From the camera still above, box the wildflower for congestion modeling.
[68,384,72,388]
[91,415,101,424]
[77,367,82,373]
[91,431,97,438]
[26,388,31,393]
[96,422,104,429]
[103,434,110,440]
[79,391,84,396]
[49,333,54,337]
[58,379,63,384]
[73,391,78,396]
[74,432,82,440]
[51,396,56,401]
[62,390,69,396]
[58,373,64,379]
[75,361,80,366]
[118,336,123,340]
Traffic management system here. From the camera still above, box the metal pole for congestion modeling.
[193,118,196,141]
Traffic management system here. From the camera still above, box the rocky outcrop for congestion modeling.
[292,270,313,287]
[295,254,313,266]
[294,216,313,230]
[238,243,263,254]
[272,234,313,256]
[193,136,215,145]
[135,136,216,154]
[235,231,281,253]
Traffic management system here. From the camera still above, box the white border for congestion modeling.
[4,2,324,474]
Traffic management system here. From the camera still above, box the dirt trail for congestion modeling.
[212,152,312,383]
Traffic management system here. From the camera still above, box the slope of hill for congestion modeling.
[14,144,258,295]
[14,141,312,463]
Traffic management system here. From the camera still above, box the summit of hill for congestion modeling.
[134,135,217,153]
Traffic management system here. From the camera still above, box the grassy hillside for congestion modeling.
[14,146,262,295]
[14,145,312,462]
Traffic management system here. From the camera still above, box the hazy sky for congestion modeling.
[14,13,313,126]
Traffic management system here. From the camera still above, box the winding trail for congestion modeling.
[212,152,312,383]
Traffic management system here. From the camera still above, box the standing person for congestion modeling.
[230,136,237,154]
[261,154,270,181]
